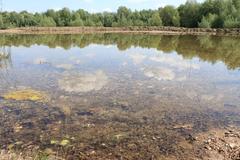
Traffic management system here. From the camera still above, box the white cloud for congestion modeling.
[82,0,93,3]
[127,0,149,3]
[52,7,62,11]
[103,8,113,12]
[156,2,167,8]
[126,0,166,7]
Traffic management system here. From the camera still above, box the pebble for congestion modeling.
[229,143,237,149]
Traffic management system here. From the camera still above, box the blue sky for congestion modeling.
[4,0,204,13]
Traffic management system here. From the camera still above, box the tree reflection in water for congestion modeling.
[0,47,14,91]
[0,46,12,69]
[0,34,239,69]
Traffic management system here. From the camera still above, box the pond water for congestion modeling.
[0,34,240,159]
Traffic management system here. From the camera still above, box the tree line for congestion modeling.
[0,0,240,29]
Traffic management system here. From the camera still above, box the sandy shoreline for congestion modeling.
[0,27,240,35]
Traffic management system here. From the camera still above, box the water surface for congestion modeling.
[0,34,240,159]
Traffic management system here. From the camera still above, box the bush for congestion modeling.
[38,16,56,27]
[198,16,211,28]
[224,17,240,28]
[69,19,84,26]
[212,16,224,28]
[148,12,162,26]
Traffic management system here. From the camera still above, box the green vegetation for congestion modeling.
[0,0,240,28]
[160,6,180,27]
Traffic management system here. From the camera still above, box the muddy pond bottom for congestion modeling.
[0,34,240,159]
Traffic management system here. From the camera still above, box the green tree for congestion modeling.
[178,0,201,27]
[224,17,240,28]
[212,15,224,28]
[103,12,115,27]
[148,12,162,26]
[38,16,56,27]
[45,9,56,19]
[84,19,95,26]
[198,13,218,28]
[139,10,154,26]
[18,11,37,27]
[131,11,142,26]
[198,16,211,28]
[199,0,225,16]
[1,1,240,29]
[0,15,3,28]
[76,9,89,21]
[70,12,84,26]
[58,8,72,26]
[91,13,103,26]
[8,12,22,27]
[133,20,144,26]
[159,6,180,26]
[117,6,132,26]
[233,0,240,9]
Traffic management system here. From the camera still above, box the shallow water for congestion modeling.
[0,34,240,159]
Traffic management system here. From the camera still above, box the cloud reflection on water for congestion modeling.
[129,52,200,81]
[143,67,175,81]
[58,70,108,93]
[149,54,200,70]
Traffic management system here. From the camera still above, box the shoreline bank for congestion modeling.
[0,27,240,35]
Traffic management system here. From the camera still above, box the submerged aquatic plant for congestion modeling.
[50,139,70,146]
[3,89,47,102]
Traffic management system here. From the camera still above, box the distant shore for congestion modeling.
[0,27,240,35]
